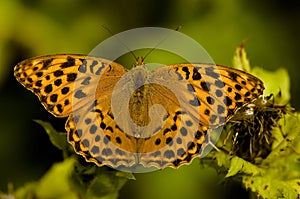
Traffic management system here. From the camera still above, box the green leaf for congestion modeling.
[70,162,134,199]
[34,120,69,152]
[225,156,244,177]
[214,151,263,178]
[115,171,136,180]
[14,155,134,199]
[243,176,300,199]
[251,67,290,104]
[232,45,290,104]
[242,152,300,198]
[241,114,300,198]
[86,171,129,198]
[215,114,300,198]
[15,158,77,199]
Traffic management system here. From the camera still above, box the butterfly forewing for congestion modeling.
[14,55,122,117]
[168,64,264,127]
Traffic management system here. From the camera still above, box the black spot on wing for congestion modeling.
[192,67,201,80]
[42,58,54,68]
[235,84,243,91]
[35,80,42,87]
[228,71,238,82]
[60,56,76,68]
[44,84,53,94]
[27,77,33,83]
[61,87,70,95]
[54,79,62,86]
[95,62,106,75]
[91,146,100,154]
[50,94,58,103]
[56,104,63,113]
[64,99,70,105]
[155,138,161,146]
[74,90,87,98]
[182,67,190,79]
[201,81,211,92]
[164,150,175,159]
[54,70,64,77]
[224,96,233,107]
[217,105,225,114]
[36,72,43,77]
[206,96,215,105]
[116,137,122,144]
[67,73,77,82]
[187,84,195,92]
[189,96,200,107]
[234,92,242,101]
[89,60,99,73]
[215,89,223,97]
[215,79,225,88]
[81,77,91,85]
[78,59,87,73]
[205,67,220,78]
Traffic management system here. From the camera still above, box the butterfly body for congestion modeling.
[14,54,264,169]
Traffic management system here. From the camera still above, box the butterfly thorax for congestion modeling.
[129,64,151,128]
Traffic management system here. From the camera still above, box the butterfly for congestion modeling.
[14,54,264,170]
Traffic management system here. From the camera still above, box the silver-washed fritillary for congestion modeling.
[14,54,264,169]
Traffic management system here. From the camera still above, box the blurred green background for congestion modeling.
[0,0,299,198]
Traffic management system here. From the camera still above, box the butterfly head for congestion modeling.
[134,57,145,67]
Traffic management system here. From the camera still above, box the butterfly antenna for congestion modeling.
[142,26,182,61]
[101,24,138,60]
